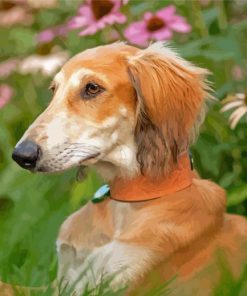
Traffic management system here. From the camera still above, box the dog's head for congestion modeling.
[12,42,210,180]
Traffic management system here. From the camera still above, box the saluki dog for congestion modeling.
[10,42,247,295]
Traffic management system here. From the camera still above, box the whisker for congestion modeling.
[44,150,99,158]
[66,144,100,149]
[63,148,100,152]
[61,149,99,154]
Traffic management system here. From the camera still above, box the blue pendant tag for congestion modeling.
[91,184,110,203]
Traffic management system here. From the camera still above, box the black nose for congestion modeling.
[12,140,41,170]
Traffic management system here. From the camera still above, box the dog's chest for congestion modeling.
[56,200,150,290]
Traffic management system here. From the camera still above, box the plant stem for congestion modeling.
[113,24,126,41]
[216,0,228,32]
[192,0,209,38]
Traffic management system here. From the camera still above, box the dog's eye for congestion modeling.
[82,82,104,99]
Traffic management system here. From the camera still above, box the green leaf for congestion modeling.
[70,170,102,209]
[8,28,36,55]
[232,19,247,32]
[202,7,218,27]
[202,49,234,61]
[227,185,247,206]
[211,35,243,63]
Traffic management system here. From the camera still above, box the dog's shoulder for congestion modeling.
[220,213,247,248]
[119,180,226,251]
[57,200,115,250]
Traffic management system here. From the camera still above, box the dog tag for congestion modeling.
[189,151,194,170]
[91,184,110,203]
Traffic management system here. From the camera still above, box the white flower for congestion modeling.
[0,5,33,27]
[27,0,57,9]
[19,50,69,77]
[221,93,247,129]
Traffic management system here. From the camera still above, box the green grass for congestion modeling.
[1,0,247,294]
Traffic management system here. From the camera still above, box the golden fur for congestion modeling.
[5,42,247,295]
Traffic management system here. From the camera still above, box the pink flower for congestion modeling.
[0,84,13,109]
[0,58,19,78]
[0,1,33,27]
[68,0,127,36]
[124,5,191,46]
[232,65,244,81]
[37,25,68,44]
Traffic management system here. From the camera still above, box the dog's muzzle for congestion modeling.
[12,140,41,170]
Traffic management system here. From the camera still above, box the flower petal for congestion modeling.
[78,5,93,17]
[229,106,247,129]
[73,2,126,34]
[124,21,150,45]
[55,25,68,37]
[221,100,244,113]
[79,25,99,36]
[151,28,173,40]
[144,12,153,21]
[156,5,176,21]
[67,15,90,29]
[124,21,147,37]
[113,12,127,24]
[18,51,68,77]
[0,59,19,78]
[100,12,126,26]
[127,34,149,46]
[37,29,55,43]
[236,93,245,100]
[111,0,122,13]
[0,84,13,109]
[169,18,191,33]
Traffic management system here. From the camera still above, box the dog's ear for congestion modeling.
[128,42,211,177]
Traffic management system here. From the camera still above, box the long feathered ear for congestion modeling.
[128,42,211,177]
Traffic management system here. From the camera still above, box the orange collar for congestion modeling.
[110,153,193,202]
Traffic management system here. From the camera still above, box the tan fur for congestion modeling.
[10,42,247,295]
[128,46,210,175]
[58,179,247,295]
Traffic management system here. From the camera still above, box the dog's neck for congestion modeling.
[93,130,190,182]
[93,139,140,181]
[94,139,191,201]
[109,153,193,202]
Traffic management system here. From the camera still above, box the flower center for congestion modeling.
[37,43,53,56]
[0,1,16,11]
[146,16,165,32]
[244,91,247,105]
[91,0,114,20]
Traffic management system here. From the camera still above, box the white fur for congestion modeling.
[54,71,65,84]
[128,41,199,73]
[119,106,128,117]
[101,116,118,128]
[69,68,109,87]
[45,113,68,149]
[57,240,157,294]
[70,69,95,87]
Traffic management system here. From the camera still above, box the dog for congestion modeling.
[11,42,247,295]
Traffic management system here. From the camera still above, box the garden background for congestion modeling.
[0,0,247,295]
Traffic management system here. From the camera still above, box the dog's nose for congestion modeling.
[12,140,41,170]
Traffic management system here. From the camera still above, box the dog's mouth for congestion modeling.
[34,152,101,173]
[79,152,100,165]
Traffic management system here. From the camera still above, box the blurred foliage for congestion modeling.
[0,0,247,293]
